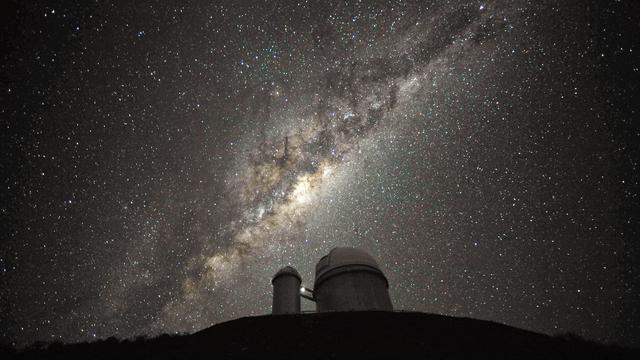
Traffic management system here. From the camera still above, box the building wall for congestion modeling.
[315,269,392,312]
[272,275,301,314]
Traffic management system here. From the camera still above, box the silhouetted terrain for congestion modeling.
[3,312,638,359]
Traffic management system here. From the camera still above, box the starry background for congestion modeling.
[1,0,639,348]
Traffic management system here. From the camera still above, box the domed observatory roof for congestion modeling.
[272,266,301,283]
[314,247,392,312]
[315,247,386,283]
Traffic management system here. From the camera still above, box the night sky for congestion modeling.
[1,0,639,348]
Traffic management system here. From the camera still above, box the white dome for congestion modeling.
[315,247,382,281]
[272,266,301,283]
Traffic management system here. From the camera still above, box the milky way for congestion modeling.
[1,0,639,348]
[171,2,508,325]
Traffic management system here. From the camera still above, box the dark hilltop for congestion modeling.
[3,311,638,360]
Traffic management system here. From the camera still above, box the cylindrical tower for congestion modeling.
[272,266,301,314]
[314,247,392,312]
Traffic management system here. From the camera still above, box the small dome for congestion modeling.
[272,266,301,283]
[315,247,382,281]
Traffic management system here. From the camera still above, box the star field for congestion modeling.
[1,0,639,348]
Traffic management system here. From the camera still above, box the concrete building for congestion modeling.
[313,247,392,312]
[271,247,392,314]
[272,266,301,314]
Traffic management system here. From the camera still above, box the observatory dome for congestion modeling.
[313,247,392,311]
[272,266,301,284]
[271,266,302,314]
[315,247,386,284]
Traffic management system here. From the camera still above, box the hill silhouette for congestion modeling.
[3,311,638,359]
